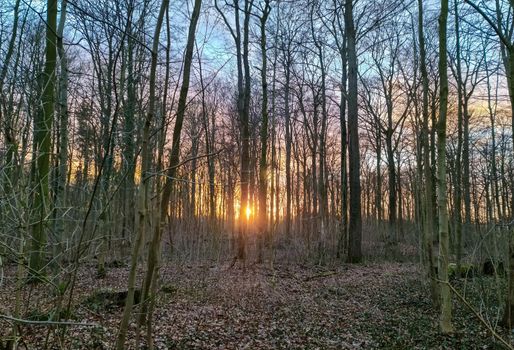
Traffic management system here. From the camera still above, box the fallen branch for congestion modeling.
[437,279,513,350]
[304,271,337,282]
[0,314,98,328]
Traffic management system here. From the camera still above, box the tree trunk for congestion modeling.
[436,0,453,333]
[53,0,68,263]
[452,0,463,272]
[418,0,439,306]
[502,45,514,330]
[284,55,292,239]
[136,1,202,347]
[258,0,271,261]
[29,0,58,275]
[337,35,348,259]
[122,11,136,256]
[239,0,253,263]
[116,1,170,348]
[386,131,397,253]
[345,0,362,263]
[0,0,21,193]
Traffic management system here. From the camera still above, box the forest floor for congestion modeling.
[0,261,510,349]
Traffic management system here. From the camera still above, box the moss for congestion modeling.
[448,263,477,280]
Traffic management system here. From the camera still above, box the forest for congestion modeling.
[0,0,514,348]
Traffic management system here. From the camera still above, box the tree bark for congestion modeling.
[345,0,362,263]
[53,0,69,262]
[258,0,271,262]
[436,0,453,333]
[29,0,58,275]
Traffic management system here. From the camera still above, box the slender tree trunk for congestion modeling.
[116,1,170,348]
[375,131,382,225]
[0,0,21,193]
[269,9,279,247]
[284,55,292,240]
[502,45,514,330]
[53,0,68,262]
[452,0,464,272]
[462,96,471,238]
[418,0,439,306]
[258,0,271,262]
[436,0,453,333]
[310,3,328,263]
[137,1,202,347]
[485,55,502,220]
[386,131,397,253]
[122,11,136,256]
[337,35,348,259]
[198,51,216,222]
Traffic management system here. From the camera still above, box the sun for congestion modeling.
[245,206,252,221]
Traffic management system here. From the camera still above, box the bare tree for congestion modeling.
[216,0,254,264]
[117,1,170,347]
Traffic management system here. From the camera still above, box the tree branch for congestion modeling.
[463,0,511,48]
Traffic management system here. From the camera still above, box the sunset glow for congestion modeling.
[245,206,252,221]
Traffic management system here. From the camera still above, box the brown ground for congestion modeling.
[0,262,507,349]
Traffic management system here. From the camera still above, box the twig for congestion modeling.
[150,150,223,180]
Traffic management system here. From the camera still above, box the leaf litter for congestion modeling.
[0,262,510,349]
